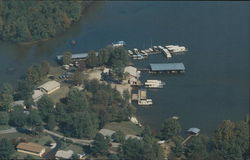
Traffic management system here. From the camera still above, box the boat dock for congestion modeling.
[127,44,187,60]
[150,63,185,73]
[144,80,165,88]
[132,89,153,106]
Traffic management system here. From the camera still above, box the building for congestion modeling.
[99,129,116,137]
[57,53,89,61]
[150,63,185,73]
[32,90,44,102]
[55,150,74,159]
[124,66,141,85]
[38,80,60,94]
[16,142,45,157]
[187,128,200,135]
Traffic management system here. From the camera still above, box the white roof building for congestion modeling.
[124,66,140,78]
[55,150,74,159]
[38,80,60,94]
[99,129,116,137]
[32,90,44,102]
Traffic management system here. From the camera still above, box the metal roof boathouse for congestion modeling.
[150,63,185,73]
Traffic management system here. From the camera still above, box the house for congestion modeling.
[32,90,44,102]
[16,142,45,157]
[124,66,140,85]
[99,129,116,137]
[55,150,74,159]
[37,80,60,94]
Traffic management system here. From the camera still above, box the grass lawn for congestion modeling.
[61,142,84,154]
[0,125,11,130]
[11,151,42,159]
[49,85,69,103]
[104,121,143,136]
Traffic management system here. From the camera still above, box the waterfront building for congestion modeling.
[124,66,141,85]
[16,142,45,157]
[37,80,60,94]
[150,63,185,73]
[55,150,74,159]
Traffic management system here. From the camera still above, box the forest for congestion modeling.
[0,0,91,42]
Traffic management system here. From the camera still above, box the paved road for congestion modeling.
[43,129,120,147]
[0,127,17,134]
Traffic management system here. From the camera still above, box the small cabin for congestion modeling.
[187,128,200,136]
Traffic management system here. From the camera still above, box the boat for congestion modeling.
[144,80,166,88]
[138,99,153,105]
[112,41,126,47]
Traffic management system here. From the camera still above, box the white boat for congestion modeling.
[145,80,166,88]
[138,99,153,105]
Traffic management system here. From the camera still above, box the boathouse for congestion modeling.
[56,53,89,61]
[187,128,200,136]
[150,63,185,73]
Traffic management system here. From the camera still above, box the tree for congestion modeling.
[40,61,50,76]
[46,114,56,130]
[112,130,125,143]
[160,118,181,140]
[86,50,99,68]
[120,138,144,160]
[0,83,14,111]
[16,79,34,100]
[0,138,14,159]
[62,51,72,65]
[91,133,109,156]
[66,88,88,113]
[26,110,43,132]
[0,112,9,125]
[9,110,27,127]
[26,64,42,84]
[37,95,54,121]
[71,153,80,160]
[72,71,84,86]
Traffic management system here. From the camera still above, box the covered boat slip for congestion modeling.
[150,63,185,73]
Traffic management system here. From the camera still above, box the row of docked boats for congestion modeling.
[127,44,187,60]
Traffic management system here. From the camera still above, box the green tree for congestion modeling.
[26,110,43,132]
[72,71,84,86]
[9,110,27,127]
[37,95,54,121]
[46,114,56,130]
[91,133,109,156]
[160,118,181,140]
[112,130,125,143]
[0,112,9,125]
[0,83,14,111]
[40,61,50,77]
[66,88,88,113]
[0,138,14,159]
[62,52,72,65]
[16,79,34,100]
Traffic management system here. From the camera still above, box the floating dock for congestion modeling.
[132,89,153,105]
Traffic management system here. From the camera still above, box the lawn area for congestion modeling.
[11,151,42,159]
[61,142,84,154]
[0,125,11,130]
[104,121,143,135]
[49,85,69,103]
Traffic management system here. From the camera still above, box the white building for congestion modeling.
[55,150,74,159]
[124,66,141,85]
[38,80,60,94]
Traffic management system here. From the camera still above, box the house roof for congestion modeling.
[55,150,74,159]
[38,80,60,92]
[150,63,185,71]
[99,129,116,137]
[32,90,44,100]
[187,128,200,134]
[16,142,44,153]
[124,66,139,77]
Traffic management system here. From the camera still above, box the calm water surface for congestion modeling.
[0,2,249,134]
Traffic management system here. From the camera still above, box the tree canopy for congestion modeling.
[0,0,91,42]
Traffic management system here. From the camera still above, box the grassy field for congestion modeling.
[0,125,11,130]
[61,142,84,154]
[49,85,69,103]
[104,121,143,135]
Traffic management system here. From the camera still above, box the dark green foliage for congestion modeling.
[160,118,181,140]
[37,95,54,121]
[66,88,88,113]
[62,52,72,65]
[46,114,56,130]
[16,79,34,100]
[0,0,90,42]
[0,83,14,111]
[112,130,125,143]
[9,109,27,127]
[71,153,80,160]
[0,111,9,125]
[91,133,109,156]
[72,71,84,86]
[26,110,43,132]
[0,138,14,159]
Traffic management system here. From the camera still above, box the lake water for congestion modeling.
[0,1,249,134]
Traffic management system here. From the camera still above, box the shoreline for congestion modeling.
[2,1,95,46]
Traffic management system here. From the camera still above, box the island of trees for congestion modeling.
[0,0,92,42]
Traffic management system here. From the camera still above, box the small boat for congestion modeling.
[145,80,165,88]
[71,40,77,45]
